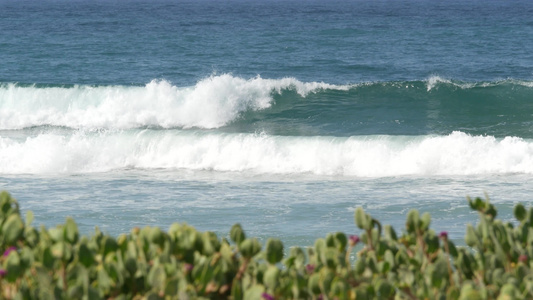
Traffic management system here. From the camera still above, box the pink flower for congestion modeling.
[439,231,448,239]
[519,254,528,264]
[184,263,194,272]
[306,264,315,274]
[349,235,360,246]
[0,269,6,277]
[262,292,274,300]
[3,246,16,257]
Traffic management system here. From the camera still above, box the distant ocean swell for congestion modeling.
[1,74,532,130]
[1,130,532,176]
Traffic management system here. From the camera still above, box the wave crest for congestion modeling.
[0,75,350,130]
[425,76,533,91]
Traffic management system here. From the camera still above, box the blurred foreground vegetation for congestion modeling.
[0,191,531,299]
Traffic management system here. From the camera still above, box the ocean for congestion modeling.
[1,0,533,248]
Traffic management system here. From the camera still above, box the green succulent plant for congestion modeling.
[0,191,532,299]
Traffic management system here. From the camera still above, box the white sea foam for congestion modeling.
[1,131,533,176]
[425,76,533,91]
[426,76,452,91]
[425,76,479,91]
[0,75,349,130]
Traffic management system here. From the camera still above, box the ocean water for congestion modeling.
[1,0,533,247]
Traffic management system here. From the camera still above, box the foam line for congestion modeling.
[1,131,532,176]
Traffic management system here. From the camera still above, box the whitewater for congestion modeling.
[2,129,533,176]
[0,75,350,130]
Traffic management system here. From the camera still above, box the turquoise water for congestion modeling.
[1,0,533,247]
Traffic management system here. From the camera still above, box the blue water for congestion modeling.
[1,0,533,247]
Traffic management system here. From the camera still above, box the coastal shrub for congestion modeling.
[0,190,532,299]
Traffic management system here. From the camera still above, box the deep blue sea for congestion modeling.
[1,0,533,247]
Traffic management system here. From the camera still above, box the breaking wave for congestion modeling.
[1,131,532,176]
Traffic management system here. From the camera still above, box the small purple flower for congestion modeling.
[306,264,315,274]
[317,294,324,300]
[3,246,16,257]
[519,254,528,264]
[349,235,360,246]
[262,292,274,300]
[439,231,448,239]
[0,269,6,277]
[184,263,194,272]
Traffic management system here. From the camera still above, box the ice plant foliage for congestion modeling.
[0,190,532,299]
